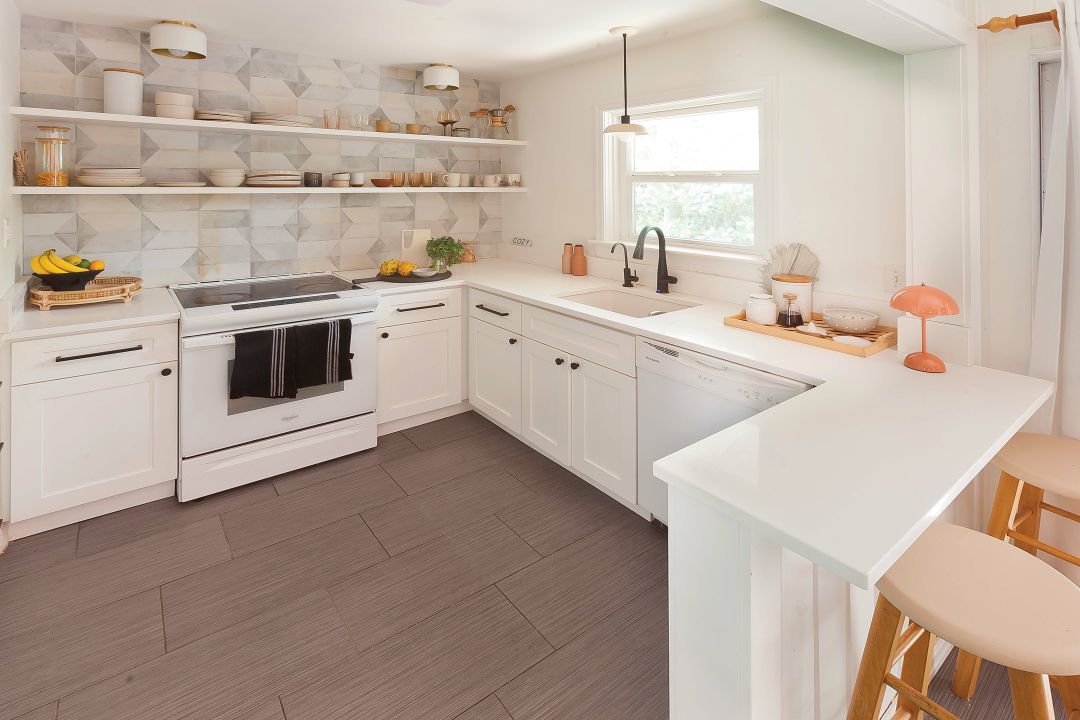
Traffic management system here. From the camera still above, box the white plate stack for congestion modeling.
[195,109,247,123]
[251,112,314,128]
[205,169,248,187]
[76,167,147,187]
[155,91,195,120]
[245,171,302,187]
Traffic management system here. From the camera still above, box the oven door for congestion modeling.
[180,313,376,457]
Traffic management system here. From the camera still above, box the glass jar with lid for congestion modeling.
[35,125,72,187]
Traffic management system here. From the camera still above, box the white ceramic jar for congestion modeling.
[103,68,145,116]
[746,293,779,325]
[770,274,813,321]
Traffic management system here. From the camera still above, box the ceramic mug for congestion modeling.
[441,172,461,187]
[458,174,472,187]
[405,123,432,135]
[375,119,400,133]
[746,294,779,325]
[482,174,501,187]
[473,174,485,187]
[504,173,521,187]
[349,172,365,187]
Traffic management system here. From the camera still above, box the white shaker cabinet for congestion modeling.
[521,338,571,465]
[376,317,463,424]
[571,357,637,503]
[10,361,178,522]
[468,316,521,433]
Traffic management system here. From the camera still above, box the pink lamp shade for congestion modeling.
[889,284,960,373]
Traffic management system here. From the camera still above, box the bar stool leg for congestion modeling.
[952,471,1025,700]
[848,594,904,720]
[1056,675,1080,720]
[1012,483,1045,555]
[896,627,936,720]
[1007,669,1054,720]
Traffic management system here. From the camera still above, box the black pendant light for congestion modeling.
[603,26,646,139]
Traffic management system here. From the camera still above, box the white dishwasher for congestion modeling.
[636,338,813,524]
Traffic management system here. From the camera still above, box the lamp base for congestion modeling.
[904,351,946,373]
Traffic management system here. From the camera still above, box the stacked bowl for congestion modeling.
[205,169,248,187]
[155,91,195,120]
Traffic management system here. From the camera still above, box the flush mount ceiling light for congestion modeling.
[150,20,207,60]
[423,64,460,91]
[603,26,646,141]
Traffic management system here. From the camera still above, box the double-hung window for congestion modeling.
[603,90,764,252]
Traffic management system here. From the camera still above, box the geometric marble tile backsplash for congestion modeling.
[19,15,504,286]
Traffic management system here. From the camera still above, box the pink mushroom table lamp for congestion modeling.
[889,284,960,373]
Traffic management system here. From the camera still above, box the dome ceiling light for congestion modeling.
[150,20,207,60]
[423,64,461,91]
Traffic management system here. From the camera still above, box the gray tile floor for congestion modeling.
[0,412,668,720]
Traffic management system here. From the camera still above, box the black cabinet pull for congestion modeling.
[397,303,445,313]
[55,345,143,362]
[161,368,172,376]
[508,338,517,345]
[570,362,580,370]
[380,332,389,339]
[555,358,564,365]
[475,304,510,317]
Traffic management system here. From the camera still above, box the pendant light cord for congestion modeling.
[622,33,630,122]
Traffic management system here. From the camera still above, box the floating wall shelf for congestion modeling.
[10,107,528,148]
[12,186,527,196]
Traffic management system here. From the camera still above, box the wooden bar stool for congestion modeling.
[847,522,1080,720]
[952,432,1080,702]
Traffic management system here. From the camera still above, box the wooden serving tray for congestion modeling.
[724,311,896,358]
[29,276,142,310]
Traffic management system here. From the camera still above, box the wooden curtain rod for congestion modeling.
[978,9,1060,33]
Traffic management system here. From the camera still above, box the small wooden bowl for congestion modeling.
[370,178,393,188]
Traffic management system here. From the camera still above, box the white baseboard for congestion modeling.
[5,480,175,540]
[377,402,471,436]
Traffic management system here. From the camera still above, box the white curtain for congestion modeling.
[1027,0,1079,580]
[1028,0,1078,436]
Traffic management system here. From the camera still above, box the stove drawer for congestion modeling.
[12,323,179,386]
[376,288,461,327]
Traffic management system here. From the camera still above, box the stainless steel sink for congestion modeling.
[558,289,699,318]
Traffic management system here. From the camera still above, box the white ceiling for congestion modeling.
[16,0,752,80]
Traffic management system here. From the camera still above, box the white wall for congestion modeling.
[499,3,906,311]
[0,0,22,296]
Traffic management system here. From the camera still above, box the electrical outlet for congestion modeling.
[884,264,905,292]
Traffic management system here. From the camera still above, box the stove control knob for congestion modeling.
[381,332,389,339]
[161,368,172,376]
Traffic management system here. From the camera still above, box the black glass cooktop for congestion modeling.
[173,274,355,309]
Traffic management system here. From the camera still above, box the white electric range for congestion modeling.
[170,273,380,501]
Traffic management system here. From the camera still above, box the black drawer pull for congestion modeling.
[161,368,172,376]
[380,332,390,339]
[397,303,445,313]
[56,345,143,362]
[475,304,510,317]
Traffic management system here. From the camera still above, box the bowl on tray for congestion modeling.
[822,308,879,334]
[33,269,104,291]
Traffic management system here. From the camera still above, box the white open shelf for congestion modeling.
[11,106,527,148]
[12,185,527,195]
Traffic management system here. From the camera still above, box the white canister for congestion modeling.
[746,294,779,325]
[770,274,813,321]
[104,68,145,116]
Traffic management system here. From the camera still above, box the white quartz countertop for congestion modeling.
[352,260,1053,588]
[5,285,180,341]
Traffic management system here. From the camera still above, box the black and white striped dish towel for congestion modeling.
[229,326,298,399]
[295,318,353,389]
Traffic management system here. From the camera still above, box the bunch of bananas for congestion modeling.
[30,249,105,275]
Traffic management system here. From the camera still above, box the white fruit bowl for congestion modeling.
[822,308,879,334]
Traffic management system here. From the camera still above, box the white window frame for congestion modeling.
[601,89,768,255]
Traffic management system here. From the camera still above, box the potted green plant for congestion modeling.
[426,235,466,272]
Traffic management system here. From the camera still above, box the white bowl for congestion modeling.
[411,268,438,278]
[207,175,246,187]
[822,308,879,334]
[155,91,194,106]
[156,104,195,120]
[206,169,247,175]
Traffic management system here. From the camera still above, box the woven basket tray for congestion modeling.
[29,276,143,310]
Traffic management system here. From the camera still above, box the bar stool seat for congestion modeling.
[995,432,1080,500]
[880,522,1080,676]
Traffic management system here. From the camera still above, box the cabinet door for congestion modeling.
[468,317,521,433]
[521,338,571,465]
[11,361,178,522]
[571,358,637,503]
[377,317,463,423]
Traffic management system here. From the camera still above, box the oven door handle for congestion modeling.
[182,314,375,350]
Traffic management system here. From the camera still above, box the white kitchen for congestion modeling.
[0,1,1077,719]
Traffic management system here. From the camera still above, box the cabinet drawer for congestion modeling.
[521,306,636,377]
[376,287,462,327]
[12,323,179,386]
[468,289,521,333]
